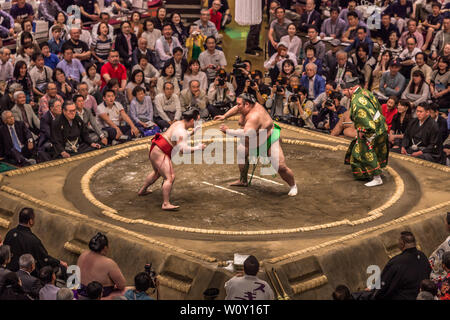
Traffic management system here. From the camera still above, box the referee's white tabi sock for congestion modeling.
[288,184,298,196]
[365,175,383,187]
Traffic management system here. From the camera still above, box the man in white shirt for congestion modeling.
[154,24,182,69]
[0,48,13,82]
[224,255,274,300]
[198,36,227,83]
[154,82,182,131]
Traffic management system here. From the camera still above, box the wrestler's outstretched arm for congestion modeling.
[173,128,206,153]
[214,105,239,121]
[220,116,259,139]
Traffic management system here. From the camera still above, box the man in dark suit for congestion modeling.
[3,208,68,273]
[168,47,188,86]
[132,37,155,67]
[114,21,138,69]
[51,100,101,158]
[327,50,357,89]
[37,99,62,156]
[299,0,321,33]
[0,245,13,287]
[0,110,36,166]
[17,253,43,300]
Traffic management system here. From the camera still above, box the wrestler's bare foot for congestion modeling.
[162,203,180,211]
[229,180,248,187]
[138,188,152,196]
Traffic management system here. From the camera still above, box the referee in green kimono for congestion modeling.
[342,76,389,187]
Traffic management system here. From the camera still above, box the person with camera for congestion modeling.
[124,272,159,300]
[284,86,315,129]
[179,80,209,119]
[266,79,290,119]
[208,71,235,118]
[232,58,253,97]
[264,42,298,84]
[316,91,347,131]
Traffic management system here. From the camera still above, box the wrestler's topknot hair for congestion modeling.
[182,109,199,121]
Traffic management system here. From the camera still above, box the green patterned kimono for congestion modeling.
[344,87,389,180]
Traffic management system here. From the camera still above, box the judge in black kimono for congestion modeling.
[51,101,101,158]
[400,103,441,163]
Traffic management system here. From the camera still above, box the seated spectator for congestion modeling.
[199,36,227,84]
[151,7,169,31]
[341,11,370,44]
[400,19,424,49]
[11,91,40,138]
[16,26,38,53]
[313,80,336,111]
[3,208,67,273]
[195,9,220,41]
[29,53,53,101]
[76,0,100,23]
[15,43,35,68]
[209,0,223,32]
[86,281,103,300]
[320,7,346,40]
[372,51,393,92]
[338,0,363,25]
[10,0,34,32]
[0,48,13,83]
[410,52,432,84]
[48,26,66,56]
[126,70,147,105]
[374,231,431,300]
[0,245,13,287]
[104,79,129,113]
[430,103,449,143]
[114,21,137,70]
[17,254,42,300]
[209,0,232,29]
[332,285,353,300]
[38,82,64,118]
[280,59,297,80]
[77,233,127,299]
[421,2,443,51]
[38,0,65,24]
[7,61,34,106]
[40,42,60,70]
[302,45,323,76]
[156,61,181,95]
[298,0,321,33]
[37,98,62,157]
[0,272,32,300]
[96,89,140,144]
[350,44,376,90]
[430,17,450,61]
[389,99,412,150]
[170,12,188,46]
[328,50,356,89]
[51,100,102,158]
[429,212,450,283]
[132,37,154,68]
[303,26,326,61]
[267,6,292,56]
[91,12,114,43]
[132,54,159,92]
[224,255,274,300]
[53,68,75,101]
[128,86,157,134]
[285,86,315,129]
[91,22,113,69]
[179,80,209,118]
[374,12,400,44]
[155,24,182,69]
[168,47,188,87]
[153,82,182,130]
[400,103,440,162]
[345,26,374,58]
[64,26,92,65]
[376,59,406,102]
[39,266,59,300]
[57,288,74,300]
[382,96,399,132]
[430,56,450,109]
[48,12,70,42]
[0,83,22,114]
[383,0,413,34]
[402,70,431,108]
[100,50,127,91]
[57,46,86,84]
[247,70,270,105]
[266,79,289,118]
[124,272,155,300]
[380,30,404,60]
[185,24,206,62]
[300,63,326,100]
[183,60,208,91]
[280,23,302,59]
[74,94,107,146]
[417,279,438,300]
[0,9,15,39]
[399,37,422,80]
[141,18,161,52]
[81,64,102,102]
[264,42,297,83]
[207,72,235,116]
[0,110,35,166]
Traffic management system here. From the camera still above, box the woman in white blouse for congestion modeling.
[280,23,302,59]
[156,61,180,95]
[182,60,208,91]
